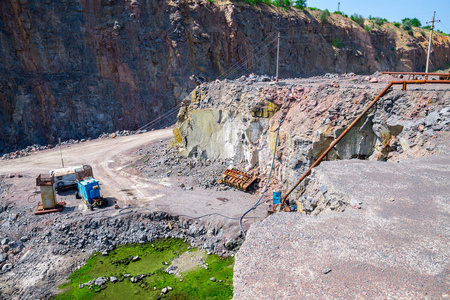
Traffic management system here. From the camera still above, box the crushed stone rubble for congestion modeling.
[134,139,258,192]
[0,196,243,298]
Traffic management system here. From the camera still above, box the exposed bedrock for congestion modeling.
[1,0,449,153]
[172,77,450,211]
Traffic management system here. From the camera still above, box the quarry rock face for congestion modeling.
[172,75,450,209]
[1,0,449,153]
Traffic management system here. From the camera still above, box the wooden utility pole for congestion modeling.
[276,32,280,82]
[425,11,440,73]
[59,137,64,168]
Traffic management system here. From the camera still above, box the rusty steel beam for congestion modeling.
[382,72,450,76]
[390,79,450,90]
[383,72,450,81]
[281,79,450,204]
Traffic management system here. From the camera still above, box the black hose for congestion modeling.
[239,84,294,237]
[84,205,264,221]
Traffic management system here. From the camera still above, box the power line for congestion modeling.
[218,33,279,80]
[223,39,279,84]
[436,13,449,34]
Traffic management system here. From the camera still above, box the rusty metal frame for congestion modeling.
[36,174,54,186]
[220,169,256,191]
[383,72,450,80]
[282,79,450,204]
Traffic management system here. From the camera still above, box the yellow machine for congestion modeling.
[35,174,65,215]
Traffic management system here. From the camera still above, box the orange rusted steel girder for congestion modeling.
[393,79,450,90]
[383,72,450,81]
[382,72,450,76]
[281,79,450,203]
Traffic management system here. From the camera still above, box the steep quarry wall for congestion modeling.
[1,0,449,153]
[172,74,450,214]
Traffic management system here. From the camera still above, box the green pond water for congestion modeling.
[52,239,234,299]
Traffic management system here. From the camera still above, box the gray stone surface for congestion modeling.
[234,154,450,299]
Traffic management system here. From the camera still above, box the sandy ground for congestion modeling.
[0,128,265,236]
[233,153,450,299]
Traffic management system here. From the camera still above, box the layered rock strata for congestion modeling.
[1,0,449,153]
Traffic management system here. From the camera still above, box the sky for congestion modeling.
[306,0,450,34]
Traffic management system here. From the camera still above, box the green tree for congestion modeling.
[273,0,283,7]
[402,19,413,35]
[402,19,412,31]
[319,9,330,22]
[351,14,365,27]
[294,0,306,9]
[402,17,421,27]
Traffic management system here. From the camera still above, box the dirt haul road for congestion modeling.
[0,128,265,230]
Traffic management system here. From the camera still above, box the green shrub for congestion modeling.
[422,25,431,30]
[332,38,342,48]
[402,17,421,27]
[351,14,364,27]
[436,29,449,36]
[308,7,318,10]
[402,19,412,31]
[365,25,372,32]
[294,0,306,9]
[319,9,330,22]
[420,31,425,37]
[272,0,291,7]
[393,22,400,28]
[374,17,387,26]
[334,11,343,16]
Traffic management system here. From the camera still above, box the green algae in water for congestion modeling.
[53,239,234,300]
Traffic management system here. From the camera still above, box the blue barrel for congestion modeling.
[273,191,281,205]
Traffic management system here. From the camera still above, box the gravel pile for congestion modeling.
[134,139,257,192]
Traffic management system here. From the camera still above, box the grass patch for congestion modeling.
[332,38,342,48]
[52,239,234,300]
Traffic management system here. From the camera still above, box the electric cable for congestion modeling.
[224,39,279,83]
[83,204,264,221]
[219,37,278,80]
[138,103,182,131]
[435,13,449,34]
[218,32,278,79]
[27,188,40,204]
[218,34,278,80]
[238,84,294,237]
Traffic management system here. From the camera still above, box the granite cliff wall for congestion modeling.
[1,0,449,153]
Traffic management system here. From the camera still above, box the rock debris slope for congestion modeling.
[233,153,450,299]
